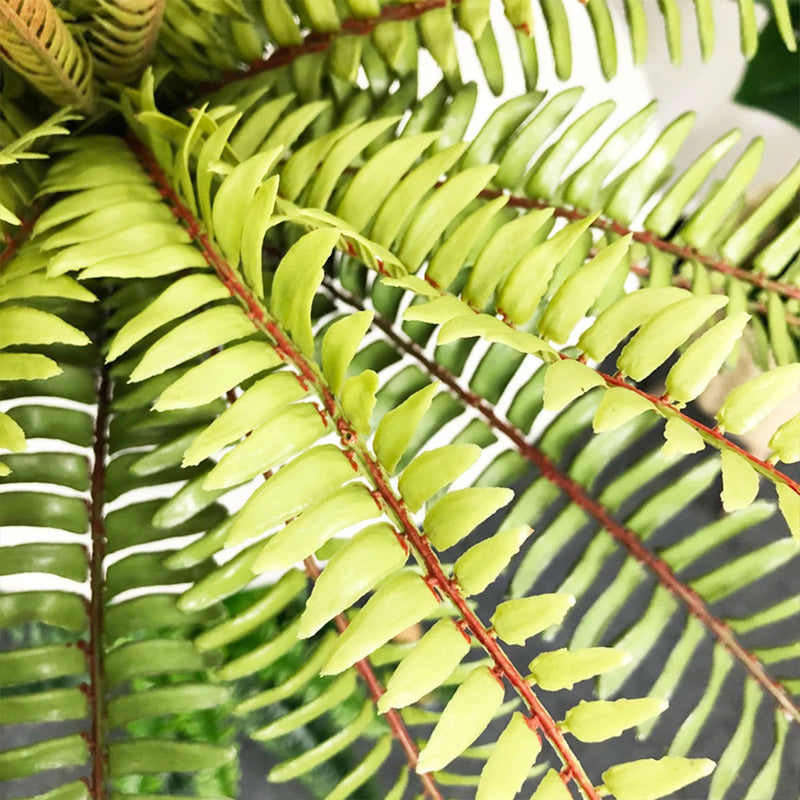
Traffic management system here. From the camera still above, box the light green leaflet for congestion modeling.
[398,443,481,512]
[720,450,760,513]
[453,525,531,596]
[543,360,606,412]
[415,665,505,773]
[378,618,470,713]
[322,570,440,675]
[298,522,407,638]
[528,647,630,691]
[602,757,715,800]
[491,594,576,645]
[204,402,327,490]
[129,306,254,382]
[321,310,374,395]
[154,342,281,411]
[424,487,514,550]
[271,228,339,355]
[563,698,667,742]
[182,372,306,467]
[475,712,541,800]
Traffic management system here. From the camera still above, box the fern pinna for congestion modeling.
[1,1,799,799]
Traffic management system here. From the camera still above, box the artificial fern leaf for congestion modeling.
[0,0,94,110]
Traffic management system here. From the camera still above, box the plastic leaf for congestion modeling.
[374,382,439,474]
[322,571,440,674]
[341,369,379,434]
[454,525,532,596]
[563,697,668,742]
[665,311,750,403]
[129,306,254,382]
[578,287,691,362]
[491,594,575,645]
[398,444,481,512]
[530,768,572,800]
[717,364,800,434]
[539,236,632,343]
[226,445,355,547]
[415,665,505,773]
[602,757,716,800]
[299,522,408,638]
[662,416,705,460]
[475,712,541,800]
[720,450,760,512]
[617,295,728,381]
[529,647,630,691]
[271,229,340,355]
[593,387,655,433]
[252,483,380,573]
[378,618,471,712]
[321,310,374,395]
[204,402,327,490]
[153,342,281,411]
[424,487,514,550]
[543,360,606,412]
[182,371,306,466]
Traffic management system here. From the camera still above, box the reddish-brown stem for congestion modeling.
[483,189,800,304]
[323,278,800,727]
[86,365,111,799]
[303,557,442,800]
[205,0,460,92]
[0,211,38,268]
[127,137,601,800]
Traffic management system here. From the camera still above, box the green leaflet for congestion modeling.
[475,712,541,800]
[543,360,606,413]
[593,387,655,433]
[454,524,532,596]
[424,486,514,550]
[530,769,572,800]
[241,175,280,297]
[0,353,61,381]
[720,450,760,513]
[271,228,339,355]
[529,647,630,691]
[717,364,800,435]
[617,295,728,381]
[0,307,89,348]
[154,342,281,410]
[341,369,379,434]
[0,412,26,453]
[562,697,667,742]
[578,286,691,361]
[415,665,505,773]
[539,235,632,344]
[182,371,306,466]
[438,312,556,358]
[770,411,800,464]
[211,146,282,266]
[204,402,328,490]
[661,416,705,461]
[398,443,481,512]
[374,381,439,474]
[491,594,575,645]
[665,311,750,404]
[129,306,254,382]
[321,310,374,395]
[322,570,440,675]
[602,757,715,800]
[377,618,471,712]
[252,482,380,573]
[299,522,408,638]
[226,445,356,547]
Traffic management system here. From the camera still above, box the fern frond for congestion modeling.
[31,93,712,799]
[88,0,166,85]
[0,167,238,798]
[0,0,94,110]
[168,0,797,100]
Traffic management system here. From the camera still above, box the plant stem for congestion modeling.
[87,364,111,799]
[487,189,800,304]
[0,211,38,267]
[127,137,601,800]
[324,278,800,727]
[205,0,461,92]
